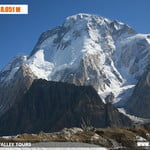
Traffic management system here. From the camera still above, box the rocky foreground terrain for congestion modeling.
[0,125,150,149]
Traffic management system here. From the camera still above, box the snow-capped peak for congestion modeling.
[1,13,149,106]
[0,55,27,83]
[63,13,111,27]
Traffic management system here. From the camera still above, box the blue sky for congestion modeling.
[0,0,150,70]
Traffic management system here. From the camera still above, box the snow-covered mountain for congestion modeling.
[0,13,150,114]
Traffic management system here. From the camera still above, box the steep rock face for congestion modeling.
[0,79,131,136]
[51,54,111,91]
[126,70,150,118]
[0,63,37,116]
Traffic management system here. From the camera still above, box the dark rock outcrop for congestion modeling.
[0,79,131,136]
[126,70,150,118]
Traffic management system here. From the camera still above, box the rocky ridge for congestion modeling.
[0,79,131,136]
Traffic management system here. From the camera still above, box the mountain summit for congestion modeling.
[0,13,150,117]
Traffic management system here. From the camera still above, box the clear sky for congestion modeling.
[0,0,150,70]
